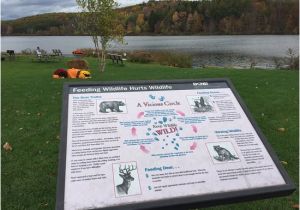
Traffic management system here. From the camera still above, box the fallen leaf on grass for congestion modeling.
[292,204,299,209]
[280,161,288,165]
[39,202,48,207]
[277,128,286,132]
[3,142,12,151]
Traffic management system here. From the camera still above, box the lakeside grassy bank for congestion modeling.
[2,56,299,209]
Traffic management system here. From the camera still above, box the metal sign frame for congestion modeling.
[56,79,295,210]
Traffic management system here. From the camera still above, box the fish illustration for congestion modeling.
[149,95,155,100]
[159,96,165,101]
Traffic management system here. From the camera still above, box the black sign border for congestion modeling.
[56,78,295,210]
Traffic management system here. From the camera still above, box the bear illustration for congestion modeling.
[99,101,125,113]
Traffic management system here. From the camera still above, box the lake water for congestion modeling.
[2,35,299,68]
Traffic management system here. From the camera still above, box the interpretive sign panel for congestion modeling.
[56,79,294,210]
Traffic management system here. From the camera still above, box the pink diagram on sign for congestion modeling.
[176,110,185,116]
[191,125,198,133]
[190,142,197,150]
[137,112,144,119]
[140,145,150,154]
[131,127,137,136]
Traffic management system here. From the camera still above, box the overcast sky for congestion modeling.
[1,0,147,20]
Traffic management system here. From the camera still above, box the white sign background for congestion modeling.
[62,85,286,210]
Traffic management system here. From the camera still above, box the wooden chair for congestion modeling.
[52,49,64,60]
[57,49,63,56]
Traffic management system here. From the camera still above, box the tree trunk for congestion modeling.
[92,36,103,72]
[92,36,108,72]
[100,47,106,72]
[96,49,102,72]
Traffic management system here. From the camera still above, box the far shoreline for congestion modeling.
[1,33,299,37]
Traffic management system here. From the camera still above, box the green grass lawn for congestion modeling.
[2,56,299,209]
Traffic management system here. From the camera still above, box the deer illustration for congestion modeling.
[116,164,137,195]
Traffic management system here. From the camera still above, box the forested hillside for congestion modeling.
[2,0,299,36]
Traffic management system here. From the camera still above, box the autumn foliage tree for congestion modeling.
[2,0,299,36]
[76,0,124,72]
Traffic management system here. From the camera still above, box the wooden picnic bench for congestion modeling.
[6,50,15,60]
[107,53,126,65]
